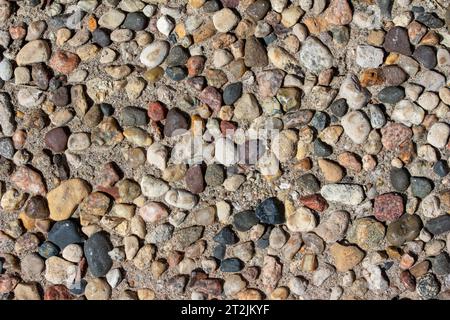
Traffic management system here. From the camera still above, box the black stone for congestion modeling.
[213,226,239,245]
[434,160,449,177]
[298,173,321,194]
[425,215,450,236]
[166,66,187,81]
[255,197,285,225]
[48,220,84,250]
[84,231,113,277]
[69,279,87,295]
[415,12,445,29]
[223,82,243,105]
[166,45,190,67]
[314,139,333,157]
[378,86,405,104]
[410,177,433,199]
[164,107,190,138]
[263,33,277,45]
[92,28,111,47]
[329,98,348,117]
[256,225,272,249]
[246,0,271,21]
[122,12,148,31]
[432,253,450,276]
[100,103,114,116]
[233,210,259,232]
[120,106,148,127]
[213,244,226,260]
[390,167,410,192]
[417,273,440,299]
[220,258,244,272]
[413,46,437,69]
[310,111,329,132]
[38,241,60,258]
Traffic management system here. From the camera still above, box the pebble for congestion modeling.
[213,226,238,245]
[383,26,412,56]
[390,167,410,192]
[47,178,90,221]
[299,37,334,74]
[220,258,244,272]
[140,41,169,68]
[315,210,349,243]
[48,220,83,250]
[321,184,364,205]
[84,232,113,277]
[427,122,450,149]
[348,217,385,250]
[386,214,422,246]
[62,244,83,263]
[164,108,189,137]
[16,40,51,66]
[329,243,364,272]
[425,215,450,236]
[338,75,370,110]
[85,278,111,300]
[164,189,198,210]
[255,197,285,225]
[341,111,371,144]
[417,273,440,300]
[356,45,384,68]
[410,177,433,199]
[45,256,77,285]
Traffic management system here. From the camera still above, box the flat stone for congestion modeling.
[329,243,364,272]
[320,183,365,205]
[140,41,169,69]
[16,40,51,66]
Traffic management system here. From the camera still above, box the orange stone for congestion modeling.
[87,15,97,32]
[360,68,385,87]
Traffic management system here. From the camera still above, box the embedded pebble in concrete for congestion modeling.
[0,0,448,302]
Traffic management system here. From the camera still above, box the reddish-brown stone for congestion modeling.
[199,86,222,112]
[167,251,184,268]
[186,56,206,77]
[381,123,412,151]
[49,50,80,75]
[400,270,416,292]
[299,194,329,212]
[147,101,167,122]
[44,285,73,300]
[96,162,121,188]
[185,165,205,194]
[374,193,404,222]
[44,127,69,153]
[10,166,47,196]
[220,120,237,135]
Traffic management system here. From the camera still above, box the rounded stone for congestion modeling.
[378,86,405,104]
[233,210,259,232]
[44,127,69,153]
[255,197,285,225]
[386,214,422,247]
[374,193,404,222]
[390,167,410,192]
[84,231,113,278]
[205,164,225,186]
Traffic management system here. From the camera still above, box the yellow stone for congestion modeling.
[137,288,156,300]
[19,211,35,231]
[47,178,91,221]
[174,23,187,39]
[143,67,164,83]
[385,53,399,65]
[237,289,263,300]
[189,0,206,8]
[329,243,365,272]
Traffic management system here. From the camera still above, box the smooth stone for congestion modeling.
[338,74,370,109]
[140,41,169,69]
[390,167,410,192]
[84,231,113,277]
[255,197,285,225]
[386,214,422,246]
[320,184,365,205]
[48,220,83,250]
[223,82,242,105]
[329,98,348,117]
[122,12,148,31]
[16,40,51,66]
[410,177,433,199]
[233,210,259,232]
[299,37,334,74]
[213,226,238,245]
[425,215,450,236]
[341,111,371,144]
[220,258,244,272]
[413,45,436,69]
[378,86,405,104]
[383,26,412,56]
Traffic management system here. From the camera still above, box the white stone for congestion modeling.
[156,15,174,36]
[98,9,126,29]
[106,268,122,288]
[212,8,239,33]
[140,40,169,68]
[164,189,198,210]
[62,244,83,263]
[341,110,371,144]
[427,122,450,149]
[140,175,169,198]
[391,100,425,127]
[417,91,440,111]
[355,45,384,68]
[146,142,168,170]
[320,184,365,205]
[299,36,334,74]
[286,207,317,232]
[338,74,371,109]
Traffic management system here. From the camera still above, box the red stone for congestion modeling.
[400,270,416,292]
[49,50,80,75]
[10,166,47,196]
[220,120,237,136]
[381,123,412,151]
[299,194,329,212]
[199,86,222,112]
[374,193,404,222]
[191,278,223,296]
[44,285,73,300]
[186,56,206,77]
[167,251,184,268]
[147,101,167,122]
